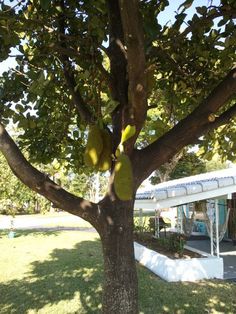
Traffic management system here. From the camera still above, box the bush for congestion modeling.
[156,233,186,256]
[148,217,171,235]
[134,216,151,233]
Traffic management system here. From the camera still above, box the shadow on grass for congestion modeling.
[1,234,236,314]
[0,239,103,314]
[137,266,236,314]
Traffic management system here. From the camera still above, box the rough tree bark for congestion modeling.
[99,198,138,314]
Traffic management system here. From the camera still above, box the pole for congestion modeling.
[181,205,185,234]
[155,209,160,238]
[210,202,214,256]
[215,199,220,258]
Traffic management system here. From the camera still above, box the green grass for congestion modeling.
[0,230,236,314]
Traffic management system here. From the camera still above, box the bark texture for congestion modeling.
[100,200,138,314]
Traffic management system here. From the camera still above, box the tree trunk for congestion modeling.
[100,200,138,314]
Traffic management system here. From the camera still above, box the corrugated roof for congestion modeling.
[135,168,236,209]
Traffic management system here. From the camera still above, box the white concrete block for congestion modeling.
[134,242,223,282]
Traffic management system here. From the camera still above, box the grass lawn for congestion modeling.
[0,230,236,314]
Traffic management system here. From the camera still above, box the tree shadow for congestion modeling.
[138,265,236,313]
[0,239,103,313]
[1,234,236,314]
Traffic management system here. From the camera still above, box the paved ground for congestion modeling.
[0,213,88,229]
[187,238,236,280]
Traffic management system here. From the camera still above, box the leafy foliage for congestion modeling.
[0,149,108,214]
[0,0,236,170]
[0,152,50,215]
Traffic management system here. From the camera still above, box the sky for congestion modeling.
[158,0,220,26]
[0,0,221,75]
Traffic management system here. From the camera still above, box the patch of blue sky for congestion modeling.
[158,0,220,26]
[0,0,225,76]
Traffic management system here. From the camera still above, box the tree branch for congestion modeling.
[107,0,128,149]
[134,68,236,186]
[204,102,236,131]
[47,43,111,90]
[119,0,147,150]
[57,1,94,124]
[62,64,94,123]
[0,123,100,228]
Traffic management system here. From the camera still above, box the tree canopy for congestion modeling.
[1,0,236,174]
[0,1,236,313]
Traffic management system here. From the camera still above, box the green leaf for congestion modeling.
[217,19,227,27]
[196,6,207,15]
[40,0,51,10]
[178,0,194,10]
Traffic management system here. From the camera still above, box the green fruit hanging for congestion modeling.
[121,124,136,144]
[98,130,112,171]
[114,154,133,201]
[84,125,103,167]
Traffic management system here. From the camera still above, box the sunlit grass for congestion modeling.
[0,230,236,313]
[0,231,103,313]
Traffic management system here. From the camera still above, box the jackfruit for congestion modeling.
[84,125,103,167]
[121,125,136,144]
[98,129,112,171]
[114,154,133,201]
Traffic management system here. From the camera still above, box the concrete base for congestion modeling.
[134,242,223,282]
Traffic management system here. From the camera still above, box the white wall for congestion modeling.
[134,242,223,282]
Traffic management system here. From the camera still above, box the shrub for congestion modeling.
[148,217,171,235]
[156,233,186,256]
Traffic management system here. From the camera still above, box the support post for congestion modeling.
[181,205,186,234]
[181,205,185,234]
[155,209,160,238]
[215,199,220,258]
[210,202,214,256]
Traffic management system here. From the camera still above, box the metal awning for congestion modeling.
[135,168,236,210]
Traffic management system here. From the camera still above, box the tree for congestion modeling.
[150,150,207,184]
[0,151,100,215]
[0,1,236,312]
[0,152,51,215]
[205,155,230,172]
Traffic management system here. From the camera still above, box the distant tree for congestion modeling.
[0,153,50,215]
[205,154,230,172]
[150,150,206,184]
[0,153,107,214]
[170,152,207,179]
